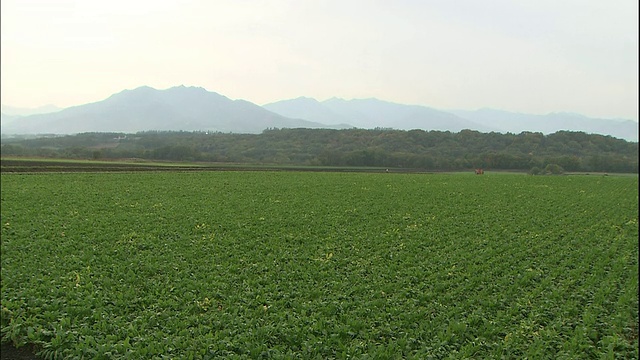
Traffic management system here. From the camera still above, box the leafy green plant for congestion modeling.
[1,171,638,358]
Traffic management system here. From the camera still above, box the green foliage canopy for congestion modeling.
[1,128,637,173]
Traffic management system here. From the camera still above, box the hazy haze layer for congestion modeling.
[1,0,637,122]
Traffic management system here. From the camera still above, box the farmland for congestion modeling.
[1,170,638,358]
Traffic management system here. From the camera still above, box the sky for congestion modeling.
[1,0,638,121]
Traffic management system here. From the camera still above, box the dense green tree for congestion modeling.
[544,164,565,175]
[529,166,542,175]
[1,129,637,173]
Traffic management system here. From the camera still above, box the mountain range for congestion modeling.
[1,85,637,142]
[263,97,497,133]
[0,86,336,135]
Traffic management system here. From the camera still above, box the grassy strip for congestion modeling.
[0,157,396,173]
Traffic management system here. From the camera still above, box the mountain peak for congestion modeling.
[129,85,157,92]
[110,85,157,97]
[0,86,333,135]
[167,85,207,92]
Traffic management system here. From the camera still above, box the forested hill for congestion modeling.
[1,128,637,173]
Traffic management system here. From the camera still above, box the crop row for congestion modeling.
[1,171,638,358]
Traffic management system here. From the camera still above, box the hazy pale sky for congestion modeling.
[1,0,638,120]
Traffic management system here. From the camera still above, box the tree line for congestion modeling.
[1,128,637,173]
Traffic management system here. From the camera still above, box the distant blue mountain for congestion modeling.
[2,86,637,142]
[265,97,637,142]
[449,108,638,142]
[265,97,497,133]
[0,86,336,135]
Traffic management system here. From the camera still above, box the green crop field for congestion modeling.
[1,171,638,359]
